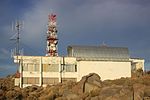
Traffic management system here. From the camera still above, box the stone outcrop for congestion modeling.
[72,73,102,94]
[0,73,150,100]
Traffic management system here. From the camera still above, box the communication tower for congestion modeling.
[10,21,23,57]
[10,20,23,78]
[46,14,58,56]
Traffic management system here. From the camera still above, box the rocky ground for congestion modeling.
[0,72,150,100]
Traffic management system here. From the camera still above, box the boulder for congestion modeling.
[64,92,81,100]
[99,85,133,100]
[90,96,99,100]
[144,86,150,99]
[5,90,22,100]
[0,89,5,100]
[133,83,145,100]
[0,73,150,100]
[73,73,102,94]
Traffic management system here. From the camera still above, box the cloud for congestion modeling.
[0,0,150,76]
[1,48,9,55]
[0,48,10,59]
[0,64,17,77]
[1,0,150,61]
[16,0,150,59]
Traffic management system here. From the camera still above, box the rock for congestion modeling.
[86,73,101,85]
[90,88,101,97]
[144,86,150,99]
[55,97,67,100]
[0,89,3,96]
[5,90,22,99]
[59,81,76,95]
[133,83,145,100]
[84,82,100,93]
[39,92,56,100]
[28,91,39,98]
[91,96,99,100]
[143,97,150,100]
[39,85,60,100]
[27,95,38,100]
[73,73,102,94]
[65,92,80,100]
[0,73,150,99]
[113,86,133,100]
[0,89,6,100]
[98,85,133,100]
[79,92,90,100]
[85,96,91,100]
[98,85,122,99]
[25,85,39,92]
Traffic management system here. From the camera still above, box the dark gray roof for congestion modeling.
[67,45,130,60]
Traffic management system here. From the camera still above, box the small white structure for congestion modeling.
[130,58,145,71]
[13,45,144,88]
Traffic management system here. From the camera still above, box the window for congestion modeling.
[34,64,39,71]
[64,64,77,72]
[43,64,59,72]
[43,78,59,84]
[23,77,39,84]
[23,64,28,71]
[27,64,34,71]
[62,78,77,82]
[23,77,28,84]
[22,64,39,72]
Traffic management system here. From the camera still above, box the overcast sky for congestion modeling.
[0,0,150,77]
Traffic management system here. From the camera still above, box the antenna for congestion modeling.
[10,20,24,57]
[101,41,108,47]
[46,13,58,56]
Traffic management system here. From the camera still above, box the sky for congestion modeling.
[0,0,150,77]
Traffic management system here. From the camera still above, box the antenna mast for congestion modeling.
[10,20,23,57]
[16,21,20,55]
[46,13,58,56]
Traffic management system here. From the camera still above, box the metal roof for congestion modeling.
[67,45,130,60]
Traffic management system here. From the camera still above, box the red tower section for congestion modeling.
[46,14,58,56]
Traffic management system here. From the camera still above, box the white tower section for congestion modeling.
[46,14,58,56]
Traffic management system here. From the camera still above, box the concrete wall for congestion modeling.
[15,78,20,86]
[77,61,131,81]
[130,58,145,71]
[14,56,132,87]
[14,56,78,87]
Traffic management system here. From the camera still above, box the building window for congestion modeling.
[23,77,39,84]
[62,78,77,83]
[34,64,39,71]
[23,77,28,84]
[22,64,28,71]
[64,64,77,72]
[43,78,59,84]
[22,64,39,72]
[43,64,59,72]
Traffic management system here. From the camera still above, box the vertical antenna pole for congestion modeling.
[46,13,58,56]
[10,20,23,80]
[16,21,20,56]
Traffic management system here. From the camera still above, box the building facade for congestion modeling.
[14,46,144,88]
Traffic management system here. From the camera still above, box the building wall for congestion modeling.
[130,58,145,71]
[14,56,78,87]
[14,56,132,87]
[77,61,131,81]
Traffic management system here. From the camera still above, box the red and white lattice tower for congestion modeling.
[46,14,58,56]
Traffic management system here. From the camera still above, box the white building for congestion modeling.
[14,45,144,88]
